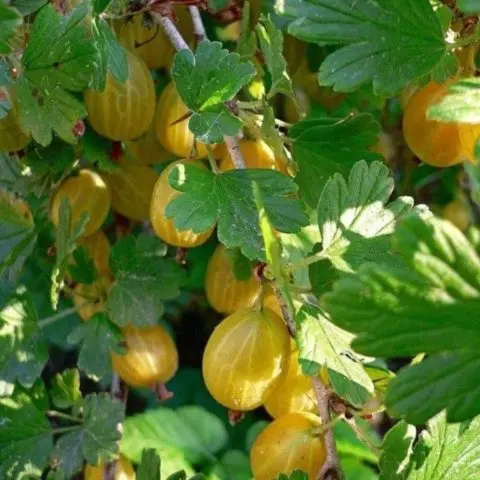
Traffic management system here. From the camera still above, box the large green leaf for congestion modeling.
[0,3,22,54]
[166,164,308,259]
[280,0,448,95]
[290,115,382,208]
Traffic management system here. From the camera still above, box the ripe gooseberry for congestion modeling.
[205,244,261,314]
[217,139,287,173]
[150,161,214,247]
[155,83,208,159]
[84,455,135,480]
[202,308,290,410]
[250,411,326,480]
[72,274,111,321]
[443,199,471,231]
[0,87,30,152]
[50,169,112,237]
[403,81,466,168]
[84,51,155,141]
[264,348,316,419]
[103,160,159,222]
[111,324,178,388]
[125,124,171,166]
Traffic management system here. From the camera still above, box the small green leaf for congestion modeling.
[0,4,22,54]
[189,105,242,144]
[0,386,53,478]
[94,0,113,15]
[428,77,480,123]
[9,0,47,15]
[282,0,447,95]
[0,287,48,392]
[256,15,294,98]
[166,164,308,259]
[136,449,161,480]
[17,4,98,145]
[67,313,124,380]
[207,0,229,11]
[52,393,125,475]
[290,114,383,208]
[81,128,119,173]
[295,303,374,407]
[68,246,97,284]
[379,421,416,480]
[236,2,257,60]
[224,248,253,281]
[261,104,288,165]
[50,369,81,410]
[458,0,480,14]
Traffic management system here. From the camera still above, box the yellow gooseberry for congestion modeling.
[72,274,111,321]
[84,51,155,141]
[84,455,135,480]
[205,244,261,314]
[125,124,171,166]
[264,348,316,419]
[0,87,30,152]
[154,83,208,159]
[111,324,178,388]
[250,411,326,480]
[443,199,471,231]
[202,308,290,411]
[50,169,111,237]
[217,139,287,173]
[103,160,159,222]
[150,161,214,247]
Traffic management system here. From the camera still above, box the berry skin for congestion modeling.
[111,324,179,388]
[84,51,155,141]
[250,411,326,480]
[50,169,111,238]
[150,161,214,247]
[202,308,290,411]
[205,244,261,314]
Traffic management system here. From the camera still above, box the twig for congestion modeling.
[188,6,206,42]
[273,285,296,336]
[152,13,188,51]
[312,377,342,480]
[224,135,246,169]
[38,303,88,329]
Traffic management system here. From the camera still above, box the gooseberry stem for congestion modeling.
[38,302,89,329]
[47,410,83,423]
[188,6,206,43]
[206,145,220,174]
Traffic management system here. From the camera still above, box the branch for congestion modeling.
[188,6,206,42]
[224,135,246,169]
[152,13,189,51]
[312,376,342,480]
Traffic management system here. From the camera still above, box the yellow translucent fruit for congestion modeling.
[458,124,480,163]
[155,83,208,159]
[371,132,395,162]
[85,51,155,141]
[50,170,112,237]
[251,411,327,480]
[443,199,471,231]
[205,244,261,314]
[283,34,305,77]
[0,88,30,152]
[218,139,287,174]
[111,324,179,388]
[84,455,135,480]
[73,274,111,321]
[125,124,171,165]
[103,160,158,222]
[264,349,316,419]
[262,287,282,317]
[150,161,214,247]
[202,308,290,410]
[114,14,175,70]
[403,81,465,168]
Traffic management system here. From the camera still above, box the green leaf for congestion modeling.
[51,198,89,310]
[218,450,251,480]
[93,0,113,15]
[379,421,416,480]
[256,15,294,98]
[81,128,119,173]
[9,0,47,16]
[408,412,480,479]
[0,91,11,120]
[0,189,36,293]
[18,4,98,145]
[68,246,97,284]
[311,161,427,295]
[260,103,289,165]
[137,449,161,480]
[324,214,480,422]
[207,0,229,11]
[290,114,383,208]
[107,235,184,327]
[0,288,48,392]
[50,369,81,410]
[428,77,480,123]
[224,248,253,281]
[282,0,447,95]
[189,105,243,144]
[52,393,125,476]
[166,164,308,259]
[0,386,53,478]
[172,40,255,112]
[334,419,380,464]
[295,303,374,407]
[458,0,480,13]
[67,313,124,380]
[236,2,257,60]
[91,17,129,91]
[121,406,228,465]
[465,160,480,204]
[0,3,22,54]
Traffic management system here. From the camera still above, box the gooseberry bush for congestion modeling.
[1,0,480,478]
